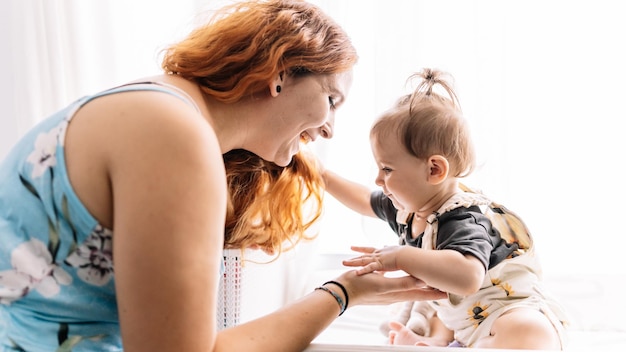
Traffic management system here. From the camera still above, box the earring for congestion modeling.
[276,85,282,93]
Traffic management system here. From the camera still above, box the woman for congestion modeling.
[0,1,444,351]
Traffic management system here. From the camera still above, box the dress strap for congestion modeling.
[103,81,201,113]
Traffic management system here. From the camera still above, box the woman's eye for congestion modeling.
[328,96,336,109]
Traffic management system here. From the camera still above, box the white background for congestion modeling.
[2,0,625,283]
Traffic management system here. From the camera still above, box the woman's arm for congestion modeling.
[215,271,447,351]
[323,169,377,217]
[106,92,226,352]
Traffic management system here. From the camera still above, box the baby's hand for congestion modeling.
[342,245,404,275]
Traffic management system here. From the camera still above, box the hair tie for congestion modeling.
[323,280,349,313]
[315,286,346,316]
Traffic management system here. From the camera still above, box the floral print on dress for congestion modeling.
[25,121,67,179]
[0,239,72,304]
[467,301,490,328]
[65,226,113,286]
[491,278,514,296]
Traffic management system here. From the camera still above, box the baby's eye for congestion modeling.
[382,167,392,174]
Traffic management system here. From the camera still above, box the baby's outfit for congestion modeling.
[371,188,569,348]
[0,82,199,351]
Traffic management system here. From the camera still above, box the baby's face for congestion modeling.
[370,137,433,213]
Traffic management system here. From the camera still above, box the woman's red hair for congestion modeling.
[223,149,324,255]
[162,0,357,103]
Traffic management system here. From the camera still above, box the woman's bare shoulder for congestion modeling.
[65,85,223,229]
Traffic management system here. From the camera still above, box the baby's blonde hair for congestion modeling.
[370,68,475,178]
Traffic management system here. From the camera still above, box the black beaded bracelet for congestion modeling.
[315,286,346,316]
[323,280,349,314]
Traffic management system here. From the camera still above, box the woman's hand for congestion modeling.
[342,245,407,275]
[333,269,446,308]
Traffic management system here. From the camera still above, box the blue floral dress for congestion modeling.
[0,83,199,351]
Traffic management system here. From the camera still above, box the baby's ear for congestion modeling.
[427,155,449,185]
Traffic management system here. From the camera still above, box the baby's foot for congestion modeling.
[387,321,448,347]
[388,321,422,345]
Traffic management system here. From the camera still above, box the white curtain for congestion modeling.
[2,0,625,317]
[309,0,626,278]
[2,0,76,156]
[1,0,207,158]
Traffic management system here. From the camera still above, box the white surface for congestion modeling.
[307,304,626,351]
[306,260,626,351]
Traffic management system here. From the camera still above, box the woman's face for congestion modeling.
[253,70,353,166]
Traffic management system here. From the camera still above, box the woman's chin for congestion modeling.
[272,150,296,167]
[272,157,292,167]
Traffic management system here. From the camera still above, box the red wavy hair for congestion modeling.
[223,149,324,255]
[161,0,358,103]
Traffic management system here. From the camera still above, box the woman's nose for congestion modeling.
[320,122,333,139]
[320,113,335,139]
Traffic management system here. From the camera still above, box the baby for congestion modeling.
[324,68,569,349]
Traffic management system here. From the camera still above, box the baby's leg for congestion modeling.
[473,307,562,350]
[429,314,454,344]
[406,301,435,336]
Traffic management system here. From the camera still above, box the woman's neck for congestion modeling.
[155,74,269,155]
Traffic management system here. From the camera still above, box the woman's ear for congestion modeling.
[270,71,284,97]
[427,155,449,185]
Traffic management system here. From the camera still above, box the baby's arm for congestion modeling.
[399,248,484,295]
[323,169,377,218]
[346,246,485,296]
